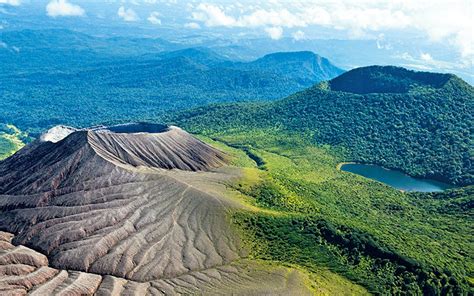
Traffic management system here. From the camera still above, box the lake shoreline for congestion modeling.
[336,161,356,170]
[338,163,454,193]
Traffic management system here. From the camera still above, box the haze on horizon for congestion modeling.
[1,0,473,82]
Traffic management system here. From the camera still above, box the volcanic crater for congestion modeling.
[0,123,311,295]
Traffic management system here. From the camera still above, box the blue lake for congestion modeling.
[340,163,454,192]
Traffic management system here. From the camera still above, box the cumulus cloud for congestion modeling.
[118,6,139,22]
[190,0,473,61]
[191,3,408,30]
[46,0,84,17]
[265,26,283,40]
[376,34,393,50]
[147,11,161,25]
[192,4,306,28]
[396,0,473,59]
[192,3,236,27]
[191,3,408,40]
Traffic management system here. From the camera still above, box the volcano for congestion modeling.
[0,123,311,295]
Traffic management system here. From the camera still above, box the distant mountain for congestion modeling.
[0,29,182,73]
[0,29,179,55]
[146,49,344,89]
[242,51,344,85]
[157,47,228,66]
[172,66,474,186]
[208,37,474,85]
[0,32,343,133]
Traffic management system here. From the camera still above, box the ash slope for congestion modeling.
[0,231,311,295]
[0,123,313,295]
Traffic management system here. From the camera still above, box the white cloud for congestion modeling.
[192,3,236,27]
[189,0,473,61]
[420,52,433,62]
[184,22,201,29]
[191,3,408,30]
[395,0,473,59]
[46,0,85,17]
[376,33,392,50]
[265,26,283,40]
[398,52,414,61]
[0,0,20,6]
[147,11,161,25]
[396,51,462,71]
[237,8,307,28]
[292,30,305,41]
[192,4,306,28]
[118,6,139,22]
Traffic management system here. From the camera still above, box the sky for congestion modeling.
[0,0,473,79]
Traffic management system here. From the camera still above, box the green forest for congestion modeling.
[187,129,473,294]
[167,66,473,294]
[0,5,473,295]
[0,124,26,160]
[1,65,472,294]
[0,31,342,136]
[172,66,473,186]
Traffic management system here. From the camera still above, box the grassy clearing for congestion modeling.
[200,129,473,295]
[0,124,26,160]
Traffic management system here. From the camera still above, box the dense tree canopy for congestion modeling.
[0,32,342,135]
[172,67,474,185]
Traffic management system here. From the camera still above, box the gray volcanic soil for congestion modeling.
[0,123,312,295]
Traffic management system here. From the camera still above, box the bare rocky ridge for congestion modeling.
[0,123,312,295]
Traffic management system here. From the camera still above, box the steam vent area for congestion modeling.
[0,123,313,295]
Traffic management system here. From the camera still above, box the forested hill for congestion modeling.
[239,51,344,85]
[0,29,343,133]
[172,66,474,186]
[326,65,453,94]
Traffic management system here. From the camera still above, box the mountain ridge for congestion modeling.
[244,51,344,85]
[1,30,344,133]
